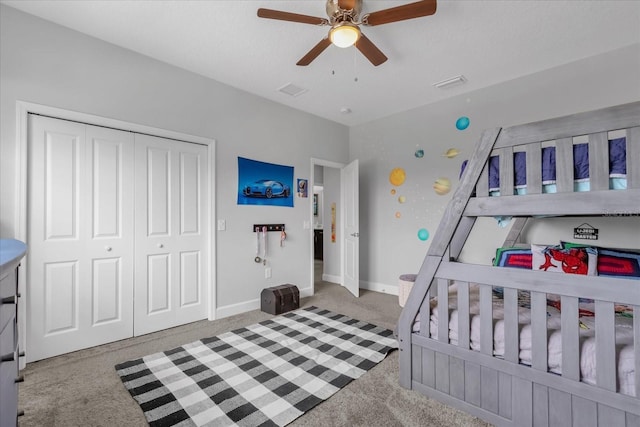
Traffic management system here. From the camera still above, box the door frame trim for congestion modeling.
[15,101,217,367]
[309,158,345,296]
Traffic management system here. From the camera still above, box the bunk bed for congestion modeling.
[397,102,640,426]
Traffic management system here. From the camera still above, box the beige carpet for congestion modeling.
[18,267,490,427]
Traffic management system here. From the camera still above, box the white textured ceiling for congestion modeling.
[3,0,640,126]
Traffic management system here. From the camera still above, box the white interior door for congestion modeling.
[342,159,359,297]
[134,134,209,336]
[27,115,134,361]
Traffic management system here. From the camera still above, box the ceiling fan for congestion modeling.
[257,0,437,67]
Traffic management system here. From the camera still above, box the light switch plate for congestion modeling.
[217,220,226,231]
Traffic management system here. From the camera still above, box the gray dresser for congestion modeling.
[0,239,26,427]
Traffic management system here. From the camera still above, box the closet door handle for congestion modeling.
[1,352,15,362]
[157,244,164,248]
[105,246,112,252]
[1,296,15,304]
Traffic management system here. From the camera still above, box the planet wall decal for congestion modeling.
[456,116,470,131]
[417,228,430,241]
[443,148,460,158]
[433,177,452,195]
[389,167,406,186]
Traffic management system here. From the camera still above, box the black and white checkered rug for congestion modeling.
[115,306,398,426]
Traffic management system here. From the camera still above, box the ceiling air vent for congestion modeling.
[277,83,308,97]
[433,75,467,89]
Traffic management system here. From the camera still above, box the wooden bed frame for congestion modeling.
[397,102,640,426]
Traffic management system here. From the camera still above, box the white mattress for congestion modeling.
[413,284,636,396]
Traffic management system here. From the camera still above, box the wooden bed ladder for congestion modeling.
[397,127,502,388]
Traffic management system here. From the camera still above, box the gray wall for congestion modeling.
[0,5,349,316]
[350,43,640,288]
[2,5,639,317]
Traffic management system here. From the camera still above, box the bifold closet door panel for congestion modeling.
[27,116,134,362]
[133,133,208,336]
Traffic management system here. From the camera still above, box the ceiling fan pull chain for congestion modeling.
[353,48,358,82]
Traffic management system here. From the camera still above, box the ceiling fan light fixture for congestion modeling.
[329,23,361,48]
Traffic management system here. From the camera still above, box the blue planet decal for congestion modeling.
[456,116,470,130]
[417,228,430,241]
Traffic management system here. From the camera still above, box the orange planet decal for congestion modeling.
[389,168,406,186]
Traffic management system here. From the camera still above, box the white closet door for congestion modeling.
[27,115,134,362]
[134,134,208,336]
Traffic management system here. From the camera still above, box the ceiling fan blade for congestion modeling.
[257,8,328,25]
[355,33,387,66]
[364,0,437,26]
[296,38,332,66]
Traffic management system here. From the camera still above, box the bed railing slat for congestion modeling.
[450,217,476,261]
[494,101,640,147]
[479,285,493,356]
[560,296,580,381]
[503,288,519,363]
[525,142,542,194]
[589,132,609,191]
[555,138,574,193]
[419,282,431,337]
[503,217,528,247]
[531,291,548,371]
[499,147,514,195]
[457,282,470,349]
[464,188,640,218]
[627,126,640,189]
[477,164,489,197]
[634,305,640,399]
[595,301,617,392]
[437,279,449,343]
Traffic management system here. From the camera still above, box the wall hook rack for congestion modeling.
[253,224,285,232]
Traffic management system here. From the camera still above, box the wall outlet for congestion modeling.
[265,267,272,279]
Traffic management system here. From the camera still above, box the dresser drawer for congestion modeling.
[0,295,16,336]
[0,319,19,427]
[0,265,17,331]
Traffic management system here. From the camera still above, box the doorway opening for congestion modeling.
[309,158,359,298]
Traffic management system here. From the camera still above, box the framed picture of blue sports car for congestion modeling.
[237,157,294,207]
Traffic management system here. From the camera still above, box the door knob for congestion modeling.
[350,232,360,237]
[105,246,112,252]
[158,243,164,248]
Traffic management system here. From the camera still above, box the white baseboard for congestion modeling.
[214,286,314,319]
[299,286,313,298]
[359,280,398,296]
[215,298,260,319]
[322,274,341,284]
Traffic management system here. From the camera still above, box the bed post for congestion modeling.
[502,217,528,247]
[397,127,502,389]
